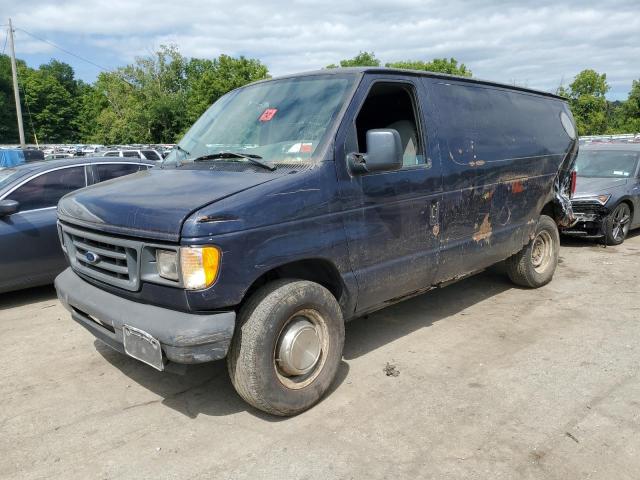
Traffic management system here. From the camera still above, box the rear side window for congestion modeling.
[95,163,141,182]
[141,150,161,161]
[7,166,86,211]
[122,151,140,158]
[104,151,119,157]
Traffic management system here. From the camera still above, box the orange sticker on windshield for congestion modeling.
[259,108,278,122]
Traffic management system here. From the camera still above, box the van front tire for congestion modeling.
[227,279,345,416]
[506,215,559,288]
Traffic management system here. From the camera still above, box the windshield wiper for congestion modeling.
[161,144,191,169]
[175,145,191,156]
[192,152,276,171]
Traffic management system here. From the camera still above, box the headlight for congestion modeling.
[180,246,221,290]
[156,249,179,281]
[573,194,611,205]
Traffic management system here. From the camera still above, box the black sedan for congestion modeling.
[564,144,640,245]
[0,157,153,293]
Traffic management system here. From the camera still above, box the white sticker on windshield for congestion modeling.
[613,170,629,176]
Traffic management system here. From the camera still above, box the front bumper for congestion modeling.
[55,268,235,366]
[561,201,609,237]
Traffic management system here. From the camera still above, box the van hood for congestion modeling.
[58,168,279,241]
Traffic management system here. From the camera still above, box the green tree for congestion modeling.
[84,46,269,144]
[0,54,23,143]
[185,54,269,126]
[39,59,78,95]
[386,57,472,77]
[0,56,83,144]
[19,62,80,143]
[560,69,609,135]
[326,51,381,69]
[620,79,640,132]
[75,81,107,142]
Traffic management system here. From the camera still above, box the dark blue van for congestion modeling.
[55,68,577,415]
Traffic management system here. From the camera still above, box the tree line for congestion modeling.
[0,48,638,145]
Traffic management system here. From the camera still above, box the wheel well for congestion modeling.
[541,201,555,220]
[620,199,634,216]
[241,259,344,308]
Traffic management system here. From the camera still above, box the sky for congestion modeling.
[2,0,639,100]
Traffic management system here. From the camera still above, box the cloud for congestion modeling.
[3,0,639,98]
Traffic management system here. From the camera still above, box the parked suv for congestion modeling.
[55,68,577,415]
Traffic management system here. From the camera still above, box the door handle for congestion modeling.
[429,200,439,225]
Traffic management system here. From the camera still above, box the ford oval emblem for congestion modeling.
[84,251,100,264]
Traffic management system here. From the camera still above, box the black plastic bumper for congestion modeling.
[55,268,235,365]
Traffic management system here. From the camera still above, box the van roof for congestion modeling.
[259,67,566,101]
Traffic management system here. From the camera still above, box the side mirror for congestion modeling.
[348,129,403,174]
[0,199,19,217]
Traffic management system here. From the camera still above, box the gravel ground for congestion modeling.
[1,232,639,480]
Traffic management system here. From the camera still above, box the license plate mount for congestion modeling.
[122,325,164,371]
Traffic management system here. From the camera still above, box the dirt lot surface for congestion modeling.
[2,233,640,480]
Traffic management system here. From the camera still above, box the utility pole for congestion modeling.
[8,18,26,148]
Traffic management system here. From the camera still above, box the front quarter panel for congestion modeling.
[181,163,358,313]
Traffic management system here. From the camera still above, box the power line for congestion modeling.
[15,26,112,73]
[13,25,137,90]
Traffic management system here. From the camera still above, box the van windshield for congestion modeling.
[163,74,356,168]
[575,150,640,178]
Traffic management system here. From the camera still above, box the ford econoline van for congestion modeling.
[55,68,577,415]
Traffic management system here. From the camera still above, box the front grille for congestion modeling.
[59,223,141,291]
[571,201,607,216]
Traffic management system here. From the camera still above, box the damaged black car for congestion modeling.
[563,144,640,245]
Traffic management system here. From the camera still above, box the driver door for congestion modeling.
[0,166,86,291]
[335,75,443,313]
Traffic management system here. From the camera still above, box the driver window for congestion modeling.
[355,82,425,167]
[6,166,86,211]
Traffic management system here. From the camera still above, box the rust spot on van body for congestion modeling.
[473,214,493,242]
[512,180,524,193]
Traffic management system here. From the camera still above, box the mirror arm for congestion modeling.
[347,152,369,174]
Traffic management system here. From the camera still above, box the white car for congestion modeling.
[44,153,75,160]
[102,149,163,161]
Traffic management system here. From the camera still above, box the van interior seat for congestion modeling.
[355,83,422,167]
[387,119,418,165]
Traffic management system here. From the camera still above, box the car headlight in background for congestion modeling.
[590,194,611,205]
[573,194,611,205]
[156,246,221,289]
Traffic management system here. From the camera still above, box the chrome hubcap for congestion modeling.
[277,318,322,376]
[531,230,553,273]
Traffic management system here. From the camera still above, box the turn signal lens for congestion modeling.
[180,246,220,290]
[597,194,611,205]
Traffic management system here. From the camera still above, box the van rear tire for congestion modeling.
[506,215,559,288]
[227,279,344,416]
